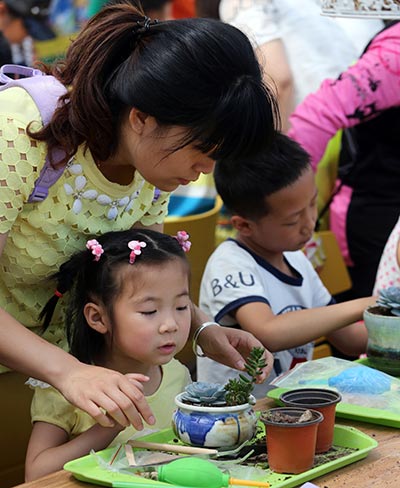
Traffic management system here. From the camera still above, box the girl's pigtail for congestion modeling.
[39,257,81,332]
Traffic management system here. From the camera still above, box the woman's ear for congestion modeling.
[128,108,158,136]
[84,302,109,335]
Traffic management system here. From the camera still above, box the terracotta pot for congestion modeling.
[172,393,257,448]
[364,307,400,376]
[260,407,323,474]
[279,388,341,453]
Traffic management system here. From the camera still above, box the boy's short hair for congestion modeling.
[214,132,311,220]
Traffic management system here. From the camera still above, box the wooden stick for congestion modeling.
[124,444,137,466]
[128,440,218,456]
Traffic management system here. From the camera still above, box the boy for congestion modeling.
[197,133,374,397]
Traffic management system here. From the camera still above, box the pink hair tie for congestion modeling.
[54,290,63,298]
[128,240,147,264]
[86,239,104,262]
[175,230,191,252]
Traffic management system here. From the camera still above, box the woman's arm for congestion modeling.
[190,304,274,382]
[0,306,155,429]
[257,39,295,133]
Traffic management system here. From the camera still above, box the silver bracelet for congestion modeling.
[192,322,220,358]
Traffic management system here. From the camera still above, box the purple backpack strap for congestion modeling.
[0,64,68,203]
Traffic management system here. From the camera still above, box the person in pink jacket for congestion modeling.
[289,21,400,301]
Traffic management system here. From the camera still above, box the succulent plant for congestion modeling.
[181,347,267,407]
[376,286,400,316]
[181,382,227,405]
[224,347,266,406]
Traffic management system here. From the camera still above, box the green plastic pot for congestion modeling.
[364,307,400,376]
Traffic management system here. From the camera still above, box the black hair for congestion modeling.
[214,132,311,220]
[0,33,12,65]
[40,228,189,364]
[30,3,278,167]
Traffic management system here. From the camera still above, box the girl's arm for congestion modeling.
[234,296,375,353]
[25,421,123,482]
[288,23,400,169]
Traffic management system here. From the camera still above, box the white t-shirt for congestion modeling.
[219,0,383,105]
[197,239,333,397]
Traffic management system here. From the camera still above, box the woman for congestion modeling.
[0,2,276,429]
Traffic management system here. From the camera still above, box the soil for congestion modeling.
[262,410,313,423]
[180,398,229,407]
[368,306,397,317]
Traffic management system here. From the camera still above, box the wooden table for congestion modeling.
[14,397,400,488]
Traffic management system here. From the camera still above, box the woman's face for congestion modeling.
[119,111,216,192]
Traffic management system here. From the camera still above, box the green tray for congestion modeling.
[64,424,377,488]
[355,356,400,378]
[267,387,400,428]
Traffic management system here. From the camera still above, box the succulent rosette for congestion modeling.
[181,382,227,405]
[377,286,400,316]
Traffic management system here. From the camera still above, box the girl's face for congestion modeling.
[103,259,191,372]
[120,112,216,192]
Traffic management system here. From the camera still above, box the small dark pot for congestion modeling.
[260,407,323,474]
[279,388,341,453]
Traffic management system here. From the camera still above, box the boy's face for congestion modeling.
[242,166,318,254]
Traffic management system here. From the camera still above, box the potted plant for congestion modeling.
[172,347,266,448]
[278,388,341,453]
[364,286,400,376]
[260,407,323,474]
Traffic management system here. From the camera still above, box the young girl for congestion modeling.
[0,1,275,430]
[24,228,193,481]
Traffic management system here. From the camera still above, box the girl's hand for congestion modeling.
[54,362,155,429]
[197,325,274,383]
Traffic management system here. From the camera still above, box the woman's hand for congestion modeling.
[197,324,274,383]
[54,363,155,429]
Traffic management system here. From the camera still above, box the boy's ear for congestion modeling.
[84,302,109,335]
[231,215,253,236]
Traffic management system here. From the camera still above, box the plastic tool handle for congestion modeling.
[230,477,270,487]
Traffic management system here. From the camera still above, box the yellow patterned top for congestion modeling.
[0,87,170,366]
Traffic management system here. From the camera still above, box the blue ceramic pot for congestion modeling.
[172,392,257,448]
